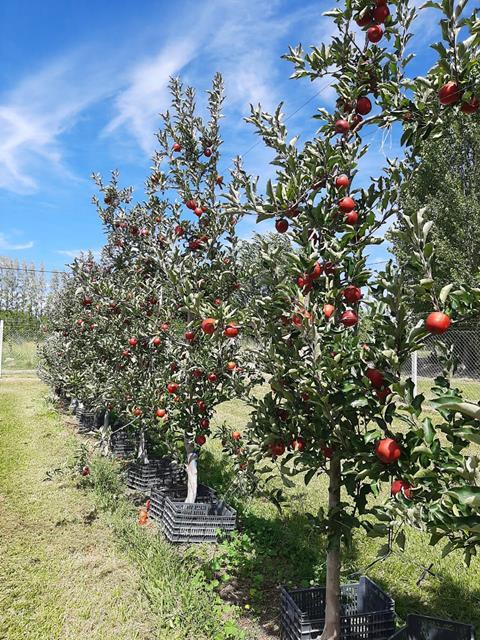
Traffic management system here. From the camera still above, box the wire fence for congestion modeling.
[402,328,480,404]
[0,318,43,375]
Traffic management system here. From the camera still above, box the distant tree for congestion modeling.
[389,118,480,287]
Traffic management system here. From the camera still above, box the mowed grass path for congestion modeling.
[0,375,154,640]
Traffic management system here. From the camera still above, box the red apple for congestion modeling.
[156,408,167,418]
[128,337,138,347]
[204,148,212,157]
[323,261,336,275]
[226,361,237,371]
[200,418,210,429]
[339,196,356,212]
[335,119,350,134]
[391,479,412,499]
[172,142,181,152]
[356,9,373,26]
[174,225,184,237]
[161,323,169,332]
[275,218,289,233]
[367,25,383,42]
[291,437,305,451]
[122,349,130,357]
[186,199,197,210]
[425,311,451,335]
[269,441,285,457]
[185,330,195,342]
[373,5,389,22]
[323,304,335,319]
[224,324,239,338]
[309,262,323,280]
[340,310,358,327]
[196,399,207,412]
[460,97,479,113]
[207,372,218,382]
[376,387,392,402]
[81,466,90,477]
[152,337,161,346]
[214,297,222,306]
[342,285,362,304]
[438,81,462,106]
[194,207,203,217]
[321,445,333,459]
[192,369,203,379]
[345,210,359,224]
[232,431,241,441]
[201,318,216,335]
[83,296,92,306]
[366,368,384,389]
[335,174,350,188]
[133,407,142,417]
[356,96,372,115]
[375,438,401,464]
[167,382,179,394]
[195,434,206,446]
[216,175,223,185]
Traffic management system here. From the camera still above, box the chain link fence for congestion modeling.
[403,328,480,403]
[0,318,43,375]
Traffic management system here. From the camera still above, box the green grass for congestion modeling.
[417,376,480,403]
[1,340,39,370]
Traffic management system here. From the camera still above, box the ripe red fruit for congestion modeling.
[76,319,83,326]
[226,361,237,371]
[192,369,203,379]
[321,445,333,459]
[214,298,222,306]
[291,437,305,451]
[335,119,350,134]
[204,148,212,157]
[133,407,142,417]
[174,225,184,237]
[376,387,391,402]
[335,174,350,188]
[196,400,207,412]
[83,296,92,306]
[172,142,181,152]
[366,368,385,389]
[339,196,356,212]
[194,207,203,217]
[200,418,210,429]
[128,337,138,347]
[207,372,218,382]
[375,438,401,464]
[438,81,462,106]
[152,337,161,346]
[309,262,322,280]
[201,318,216,334]
[356,96,372,115]
[186,199,197,210]
[342,285,362,304]
[460,97,480,114]
[373,5,389,22]
[161,323,169,332]
[156,408,167,418]
[323,261,336,275]
[224,324,239,338]
[345,210,359,225]
[167,382,179,394]
[122,349,130,357]
[356,9,373,26]
[297,275,307,288]
[81,466,90,477]
[323,304,335,319]
[391,479,412,499]
[269,441,285,457]
[195,434,206,446]
[367,25,383,42]
[185,330,195,342]
[232,431,241,441]
[216,175,223,185]
[340,310,358,327]
[425,311,451,334]
[275,218,289,234]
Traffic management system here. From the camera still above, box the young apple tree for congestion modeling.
[227,0,480,637]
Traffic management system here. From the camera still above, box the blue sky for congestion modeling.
[0,0,439,274]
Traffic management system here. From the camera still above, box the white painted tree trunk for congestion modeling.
[185,440,198,504]
[137,427,149,464]
[319,454,341,640]
[100,411,111,456]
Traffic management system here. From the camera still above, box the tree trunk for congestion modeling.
[137,427,149,464]
[185,440,198,504]
[320,454,341,640]
[100,411,111,456]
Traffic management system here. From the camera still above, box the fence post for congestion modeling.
[0,319,3,378]
[412,350,418,396]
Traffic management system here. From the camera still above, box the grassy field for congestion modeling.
[1,375,479,639]
[1,340,39,371]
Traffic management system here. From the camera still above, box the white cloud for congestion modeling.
[0,232,34,250]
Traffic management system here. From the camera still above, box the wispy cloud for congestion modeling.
[0,232,34,250]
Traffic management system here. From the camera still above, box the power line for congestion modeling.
[0,265,67,275]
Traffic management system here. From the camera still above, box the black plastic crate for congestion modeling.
[161,493,236,543]
[389,614,476,640]
[149,484,216,522]
[281,576,395,640]
[127,458,185,492]
[110,430,135,458]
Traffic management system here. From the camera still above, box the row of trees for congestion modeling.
[40,0,480,637]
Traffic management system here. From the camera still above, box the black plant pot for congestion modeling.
[388,614,476,640]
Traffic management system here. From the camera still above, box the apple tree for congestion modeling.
[226,0,480,637]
